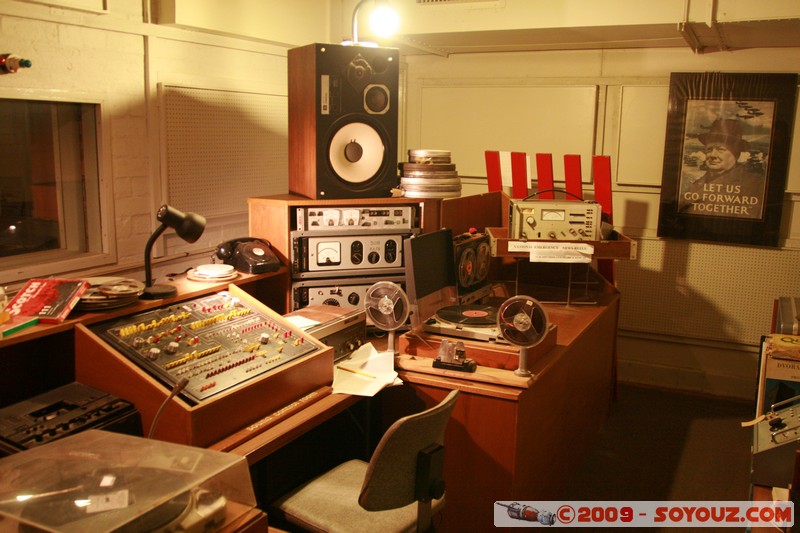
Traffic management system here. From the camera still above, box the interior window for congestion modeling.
[0,98,104,282]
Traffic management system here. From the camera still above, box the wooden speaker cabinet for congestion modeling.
[288,43,399,199]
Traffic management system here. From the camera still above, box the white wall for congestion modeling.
[0,0,330,282]
[2,0,798,399]
[403,47,800,399]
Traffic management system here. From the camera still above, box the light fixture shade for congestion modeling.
[348,0,399,46]
[156,204,206,243]
[141,204,207,300]
[369,4,399,38]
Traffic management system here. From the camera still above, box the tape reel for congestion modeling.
[77,277,144,311]
[99,278,145,297]
[454,233,491,290]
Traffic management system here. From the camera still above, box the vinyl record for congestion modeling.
[328,121,385,183]
[436,304,498,327]
[18,468,191,533]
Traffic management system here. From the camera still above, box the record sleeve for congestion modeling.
[4,278,90,323]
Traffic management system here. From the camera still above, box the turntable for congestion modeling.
[0,429,258,532]
[399,229,557,370]
[424,303,504,343]
[403,229,505,344]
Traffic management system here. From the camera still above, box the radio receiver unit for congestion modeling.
[295,206,416,232]
[291,230,415,279]
[510,200,601,241]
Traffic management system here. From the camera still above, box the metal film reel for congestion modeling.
[99,278,145,297]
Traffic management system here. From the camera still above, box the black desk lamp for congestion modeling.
[141,204,206,300]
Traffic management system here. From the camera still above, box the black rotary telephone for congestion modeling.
[215,237,280,274]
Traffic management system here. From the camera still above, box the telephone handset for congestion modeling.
[215,237,281,274]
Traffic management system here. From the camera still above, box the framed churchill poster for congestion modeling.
[657,72,798,246]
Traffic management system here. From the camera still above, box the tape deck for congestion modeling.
[509,199,601,241]
[291,275,406,311]
[453,231,491,305]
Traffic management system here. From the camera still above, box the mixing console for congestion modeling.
[91,290,317,404]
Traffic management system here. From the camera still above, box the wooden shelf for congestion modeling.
[0,269,288,349]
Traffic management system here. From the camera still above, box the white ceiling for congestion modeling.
[392,18,800,56]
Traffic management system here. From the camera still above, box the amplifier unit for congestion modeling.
[296,206,417,232]
[285,305,367,362]
[0,382,142,455]
[291,230,415,279]
[510,200,601,241]
[291,275,406,311]
[752,394,800,487]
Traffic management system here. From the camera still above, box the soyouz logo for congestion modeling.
[494,501,793,528]
[6,280,43,316]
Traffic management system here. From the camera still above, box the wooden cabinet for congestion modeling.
[247,194,440,314]
[247,194,440,265]
[380,288,620,532]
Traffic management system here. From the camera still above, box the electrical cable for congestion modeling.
[524,188,584,201]
[147,377,189,439]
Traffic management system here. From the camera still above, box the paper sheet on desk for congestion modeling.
[333,343,400,396]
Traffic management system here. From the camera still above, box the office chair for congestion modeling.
[271,389,460,533]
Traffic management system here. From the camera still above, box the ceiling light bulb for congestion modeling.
[369,4,399,38]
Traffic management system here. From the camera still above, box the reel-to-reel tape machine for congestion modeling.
[453,231,491,305]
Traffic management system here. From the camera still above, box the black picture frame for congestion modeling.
[657,72,798,246]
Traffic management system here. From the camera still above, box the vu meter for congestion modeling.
[541,209,566,221]
[316,241,341,266]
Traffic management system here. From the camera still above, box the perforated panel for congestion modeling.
[616,239,800,346]
[162,85,287,216]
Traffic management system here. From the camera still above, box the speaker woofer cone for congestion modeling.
[328,121,385,183]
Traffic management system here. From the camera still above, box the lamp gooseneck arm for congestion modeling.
[351,0,370,44]
[144,222,168,288]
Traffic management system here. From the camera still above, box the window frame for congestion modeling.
[0,90,116,285]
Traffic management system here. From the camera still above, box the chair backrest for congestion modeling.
[358,389,460,512]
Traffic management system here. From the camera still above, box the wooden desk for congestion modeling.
[211,387,362,466]
[0,269,289,408]
[380,291,620,532]
[752,484,791,532]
